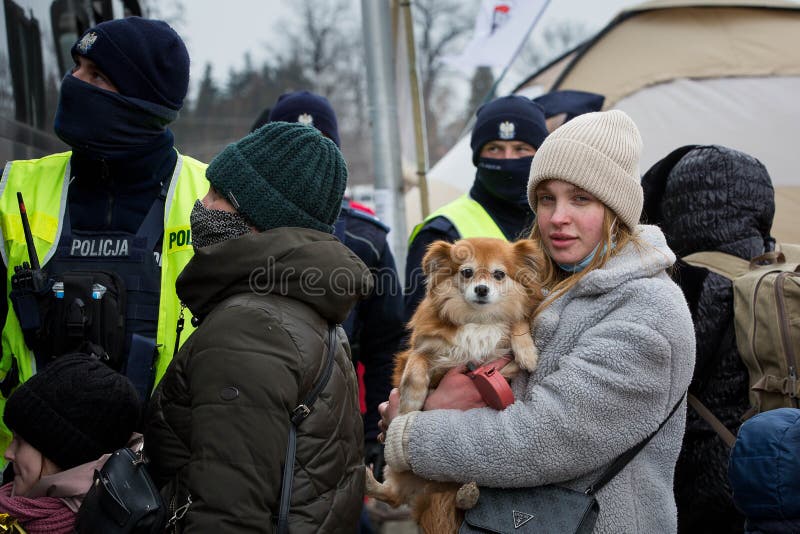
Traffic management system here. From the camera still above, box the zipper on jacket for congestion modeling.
[101,159,114,227]
[775,271,799,406]
[166,491,192,532]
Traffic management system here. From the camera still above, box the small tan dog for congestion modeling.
[365,237,543,533]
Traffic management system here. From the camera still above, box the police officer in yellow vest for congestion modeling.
[404,95,548,321]
[0,17,208,454]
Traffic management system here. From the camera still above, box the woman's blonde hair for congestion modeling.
[529,206,638,318]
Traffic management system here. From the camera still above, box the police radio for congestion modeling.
[16,193,48,284]
[2,194,54,396]
[9,193,52,330]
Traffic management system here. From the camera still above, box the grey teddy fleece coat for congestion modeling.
[385,225,695,533]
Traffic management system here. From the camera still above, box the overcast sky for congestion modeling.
[173,0,650,98]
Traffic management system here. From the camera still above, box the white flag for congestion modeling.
[444,0,549,75]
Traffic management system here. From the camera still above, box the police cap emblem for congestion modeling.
[77,32,98,54]
[298,113,314,126]
[498,121,516,140]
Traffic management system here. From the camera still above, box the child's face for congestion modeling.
[3,434,56,496]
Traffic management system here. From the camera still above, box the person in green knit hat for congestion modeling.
[144,121,372,532]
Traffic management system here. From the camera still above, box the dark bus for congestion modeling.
[1,0,141,163]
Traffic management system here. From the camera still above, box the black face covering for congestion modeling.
[54,74,176,161]
[190,200,252,250]
[475,156,534,210]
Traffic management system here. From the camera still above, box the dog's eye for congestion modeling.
[461,268,474,279]
[493,270,506,281]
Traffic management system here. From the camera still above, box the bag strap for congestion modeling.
[277,323,338,534]
[687,393,737,448]
[585,392,686,495]
[135,178,171,252]
[683,251,749,281]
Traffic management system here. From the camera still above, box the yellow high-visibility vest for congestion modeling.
[408,194,506,244]
[0,151,208,453]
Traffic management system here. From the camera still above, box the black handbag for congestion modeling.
[75,446,167,533]
[460,394,686,534]
[460,485,598,534]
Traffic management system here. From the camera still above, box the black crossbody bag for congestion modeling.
[75,446,166,533]
[276,323,338,534]
[460,393,686,534]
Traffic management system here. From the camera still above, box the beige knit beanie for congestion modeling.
[527,109,643,229]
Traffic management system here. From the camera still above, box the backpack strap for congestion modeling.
[277,323,338,534]
[683,251,750,281]
[687,393,737,448]
[682,252,758,445]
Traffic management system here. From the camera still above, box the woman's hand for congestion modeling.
[422,365,486,411]
[376,357,513,441]
[377,388,401,442]
[426,356,513,410]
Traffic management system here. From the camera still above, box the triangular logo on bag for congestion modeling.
[513,510,534,529]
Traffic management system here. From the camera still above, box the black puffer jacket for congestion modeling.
[145,229,371,533]
[642,145,776,534]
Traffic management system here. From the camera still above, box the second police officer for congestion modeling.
[404,95,549,321]
[264,91,405,481]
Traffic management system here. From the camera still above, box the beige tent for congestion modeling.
[415,0,800,243]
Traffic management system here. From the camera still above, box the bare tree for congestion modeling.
[138,0,186,30]
[279,0,358,98]
[265,0,374,184]
[517,19,590,74]
[411,0,476,164]
[466,66,494,120]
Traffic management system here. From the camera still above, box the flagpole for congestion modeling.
[399,0,431,217]
[362,0,408,273]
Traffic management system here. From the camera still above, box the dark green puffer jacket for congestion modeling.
[145,228,372,533]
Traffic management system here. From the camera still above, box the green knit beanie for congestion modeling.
[206,121,347,233]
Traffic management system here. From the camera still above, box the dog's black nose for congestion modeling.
[474,285,489,297]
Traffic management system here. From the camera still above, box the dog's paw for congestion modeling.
[512,336,539,372]
[455,481,480,510]
[517,345,538,372]
[364,465,381,495]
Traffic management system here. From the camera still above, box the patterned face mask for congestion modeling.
[189,199,252,249]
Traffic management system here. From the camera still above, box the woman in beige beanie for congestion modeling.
[379,110,696,534]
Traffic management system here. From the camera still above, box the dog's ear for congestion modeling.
[512,239,542,287]
[422,241,453,278]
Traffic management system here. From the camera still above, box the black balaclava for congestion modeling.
[54,74,176,162]
[471,156,535,240]
[475,156,534,211]
[55,16,188,162]
[57,17,189,233]
[468,95,547,240]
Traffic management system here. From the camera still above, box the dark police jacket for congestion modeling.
[334,200,404,441]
